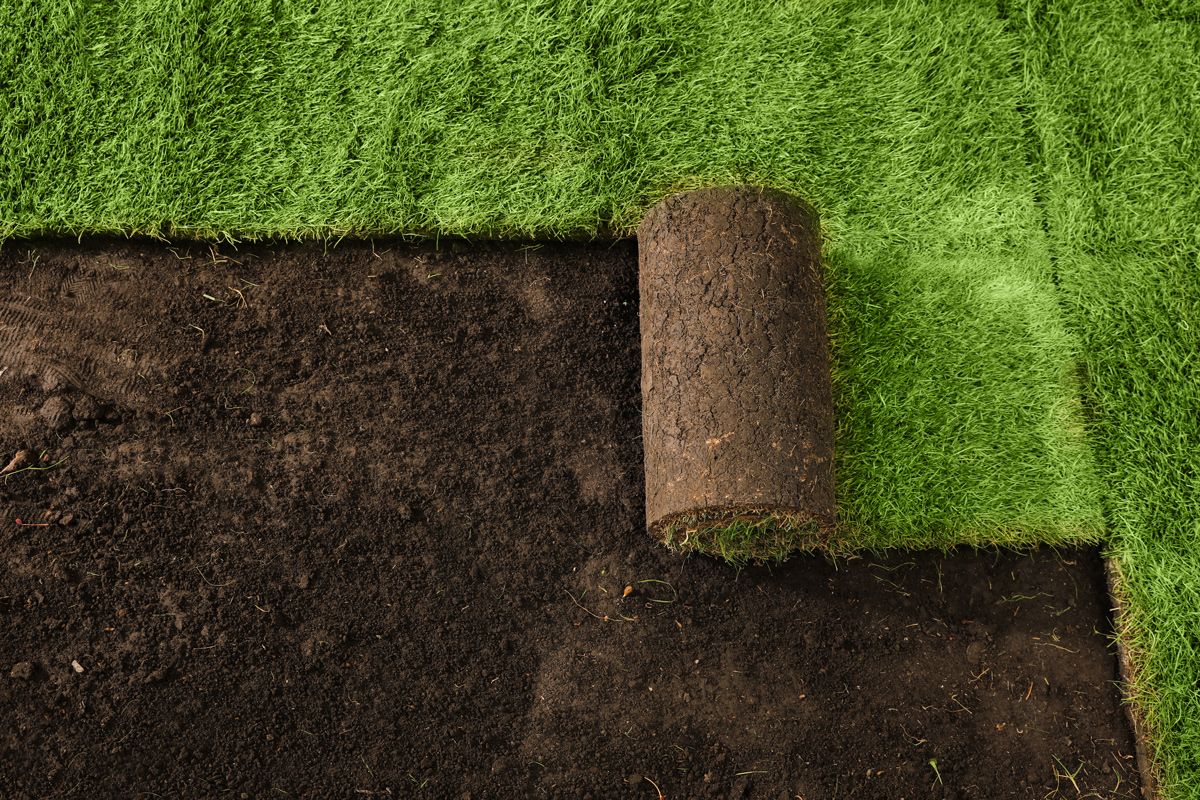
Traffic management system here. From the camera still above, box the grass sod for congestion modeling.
[662,244,1104,565]
[826,246,1103,552]
[0,0,1101,549]
[4,0,1048,245]
[1019,1,1200,794]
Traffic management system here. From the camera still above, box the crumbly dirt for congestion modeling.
[638,187,834,546]
[0,238,1139,799]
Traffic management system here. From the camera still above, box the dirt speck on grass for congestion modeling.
[0,239,1139,798]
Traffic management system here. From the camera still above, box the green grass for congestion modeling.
[2,0,1038,244]
[1,0,1196,794]
[677,242,1105,565]
[829,246,1101,551]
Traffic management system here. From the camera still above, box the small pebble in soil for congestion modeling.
[71,659,85,674]
[248,412,264,427]
[10,661,34,680]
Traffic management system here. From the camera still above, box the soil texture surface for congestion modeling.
[0,239,1138,799]
[638,187,834,550]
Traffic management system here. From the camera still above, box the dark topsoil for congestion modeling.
[0,239,1138,799]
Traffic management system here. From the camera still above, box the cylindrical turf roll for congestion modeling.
[638,186,835,563]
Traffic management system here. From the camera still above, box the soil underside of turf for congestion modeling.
[0,239,1139,799]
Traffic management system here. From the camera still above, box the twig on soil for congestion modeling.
[874,574,914,597]
[187,324,208,351]
[999,592,1051,604]
[1051,756,1083,795]
[1,449,30,476]
[208,244,243,267]
[227,285,248,308]
[2,452,68,481]
[565,589,606,620]
[899,725,927,746]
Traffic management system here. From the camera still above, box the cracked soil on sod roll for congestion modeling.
[0,239,1139,798]
[639,187,834,560]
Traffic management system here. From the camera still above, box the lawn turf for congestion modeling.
[1,0,1196,794]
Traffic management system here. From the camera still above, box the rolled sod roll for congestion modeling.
[638,186,835,563]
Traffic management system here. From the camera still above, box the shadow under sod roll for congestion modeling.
[637,186,835,563]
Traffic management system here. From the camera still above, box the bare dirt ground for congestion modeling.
[0,239,1139,798]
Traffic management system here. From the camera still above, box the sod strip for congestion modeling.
[1106,558,1163,800]
[638,187,834,564]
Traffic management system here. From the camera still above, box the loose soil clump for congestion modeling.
[0,239,1138,798]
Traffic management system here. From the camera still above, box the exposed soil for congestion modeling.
[0,238,1139,799]
[638,188,834,544]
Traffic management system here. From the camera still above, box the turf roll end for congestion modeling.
[638,186,835,565]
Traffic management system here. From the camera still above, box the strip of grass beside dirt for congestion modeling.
[2,0,1195,793]
[1020,2,1200,795]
